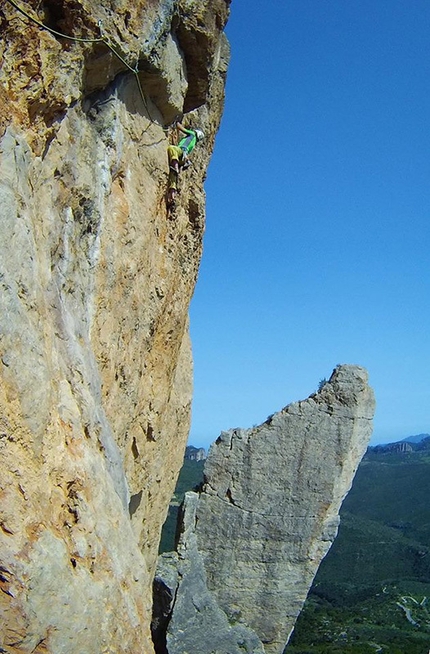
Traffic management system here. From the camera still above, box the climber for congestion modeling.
[167,122,205,210]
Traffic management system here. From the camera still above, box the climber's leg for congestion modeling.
[167,145,182,173]
[167,187,176,208]
[167,165,179,211]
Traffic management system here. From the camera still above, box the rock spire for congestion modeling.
[155,364,375,654]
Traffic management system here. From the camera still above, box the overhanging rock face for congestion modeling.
[155,364,375,654]
[0,1,229,652]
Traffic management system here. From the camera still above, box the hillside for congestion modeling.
[286,444,430,653]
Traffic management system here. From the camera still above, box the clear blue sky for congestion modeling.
[189,0,430,449]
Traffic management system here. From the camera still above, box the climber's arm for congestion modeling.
[176,122,194,136]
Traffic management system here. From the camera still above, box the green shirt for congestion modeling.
[178,129,197,155]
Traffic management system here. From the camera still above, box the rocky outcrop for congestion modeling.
[185,445,206,460]
[152,493,265,654]
[155,365,375,654]
[377,441,413,454]
[0,1,229,652]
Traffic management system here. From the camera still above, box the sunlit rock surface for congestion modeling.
[156,365,375,654]
[0,1,230,651]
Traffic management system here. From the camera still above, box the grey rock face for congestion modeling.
[156,365,375,654]
[153,493,265,654]
[185,445,207,461]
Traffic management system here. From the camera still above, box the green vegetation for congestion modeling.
[159,458,204,553]
[317,378,328,392]
[287,583,430,653]
[286,445,430,653]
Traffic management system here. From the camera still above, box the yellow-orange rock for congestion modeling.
[0,0,230,651]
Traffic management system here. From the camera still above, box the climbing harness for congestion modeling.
[4,0,155,123]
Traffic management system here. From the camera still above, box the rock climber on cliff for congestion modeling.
[167,122,204,211]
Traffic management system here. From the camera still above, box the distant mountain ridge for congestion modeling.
[371,433,430,455]
[401,432,430,443]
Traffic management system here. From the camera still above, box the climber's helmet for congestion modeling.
[195,129,205,142]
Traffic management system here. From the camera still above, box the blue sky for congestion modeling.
[189,0,430,449]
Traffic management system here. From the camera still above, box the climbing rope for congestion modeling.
[5,0,104,43]
[4,0,155,122]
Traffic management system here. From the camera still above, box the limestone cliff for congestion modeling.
[155,365,375,654]
[0,1,229,652]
